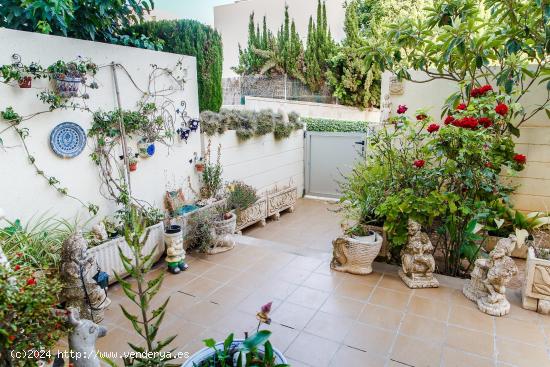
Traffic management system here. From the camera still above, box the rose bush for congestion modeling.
[342,86,526,275]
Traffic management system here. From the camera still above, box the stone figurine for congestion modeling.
[398,220,439,288]
[165,225,188,274]
[463,235,518,316]
[68,307,107,367]
[60,232,111,322]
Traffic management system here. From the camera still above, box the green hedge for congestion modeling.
[304,117,370,132]
[129,20,223,112]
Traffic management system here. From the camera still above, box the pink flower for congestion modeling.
[397,105,408,114]
[427,124,440,133]
[261,302,273,314]
[413,159,425,168]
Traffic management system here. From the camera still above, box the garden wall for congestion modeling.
[0,29,201,223]
[241,96,381,122]
[382,70,550,212]
[204,129,304,196]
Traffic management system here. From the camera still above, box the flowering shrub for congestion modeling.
[342,86,526,275]
[0,264,68,366]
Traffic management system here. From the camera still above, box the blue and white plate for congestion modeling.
[50,122,87,158]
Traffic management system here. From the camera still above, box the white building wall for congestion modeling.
[214,0,347,77]
[0,29,201,223]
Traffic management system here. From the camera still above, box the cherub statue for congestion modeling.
[60,232,110,322]
[398,219,439,288]
[476,235,518,316]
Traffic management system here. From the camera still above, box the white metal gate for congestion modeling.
[304,131,367,198]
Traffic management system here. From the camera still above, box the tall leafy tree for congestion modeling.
[0,0,158,49]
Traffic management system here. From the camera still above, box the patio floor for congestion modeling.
[54,234,550,367]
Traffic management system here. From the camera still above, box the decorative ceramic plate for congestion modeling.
[50,122,87,158]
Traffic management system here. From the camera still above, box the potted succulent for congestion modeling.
[47,59,97,98]
[330,223,383,275]
[183,303,288,366]
[227,181,267,233]
[128,156,138,172]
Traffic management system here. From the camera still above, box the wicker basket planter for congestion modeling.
[267,186,297,220]
[88,222,165,284]
[235,197,268,234]
[331,231,383,275]
[522,247,550,314]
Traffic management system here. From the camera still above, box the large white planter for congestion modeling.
[88,222,165,284]
[267,186,297,220]
[235,197,268,233]
[522,247,550,314]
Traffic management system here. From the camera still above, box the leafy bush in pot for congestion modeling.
[227,181,259,212]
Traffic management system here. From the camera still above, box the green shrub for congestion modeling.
[255,110,274,136]
[186,211,215,253]
[304,117,370,132]
[129,20,223,112]
[227,181,258,211]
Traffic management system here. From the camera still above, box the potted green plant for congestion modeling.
[128,156,138,172]
[227,181,267,233]
[48,59,97,98]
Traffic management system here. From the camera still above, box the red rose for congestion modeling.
[14,265,20,271]
[444,116,455,125]
[457,103,467,110]
[480,84,493,94]
[470,88,482,98]
[458,117,479,129]
[513,154,527,164]
[413,159,425,168]
[495,103,509,116]
[16,253,22,258]
[427,123,440,133]
[416,114,427,121]
[26,278,37,286]
[397,105,408,114]
[478,117,493,128]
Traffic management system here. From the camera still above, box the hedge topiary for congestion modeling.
[128,20,223,112]
[303,117,370,133]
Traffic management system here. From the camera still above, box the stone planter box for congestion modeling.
[522,247,550,314]
[236,197,268,234]
[267,186,297,220]
[171,199,226,249]
[88,222,165,284]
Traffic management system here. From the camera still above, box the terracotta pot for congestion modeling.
[195,163,205,172]
[18,76,32,88]
[129,162,138,172]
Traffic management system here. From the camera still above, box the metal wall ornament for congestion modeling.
[50,122,87,158]
[175,100,199,142]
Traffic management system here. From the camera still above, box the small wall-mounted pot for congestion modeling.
[195,163,205,173]
[138,139,155,158]
[18,76,32,88]
[54,75,82,98]
[129,162,138,172]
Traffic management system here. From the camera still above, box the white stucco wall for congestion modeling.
[382,70,550,212]
[205,130,304,196]
[0,28,201,223]
[241,96,381,122]
[214,0,347,77]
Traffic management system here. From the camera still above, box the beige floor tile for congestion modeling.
[183,300,228,325]
[277,266,314,285]
[302,272,342,292]
[409,295,451,322]
[347,272,383,287]
[265,322,300,352]
[156,319,206,350]
[208,285,251,308]
[344,323,395,355]
[285,358,313,367]
[285,332,340,367]
[271,302,317,330]
[304,311,355,342]
[210,309,259,336]
[178,276,223,298]
[162,291,198,317]
[442,347,495,367]
[287,286,330,310]
[448,305,494,334]
[378,274,415,293]
[256,278,299,299]
[414,286,456,304]
[185,259,216,276]
[399,314,446,344]
[319,295,365,319]
[445,325,494,358]
[201,264,241,283]
[329,345,387,367]
[358,303,403,330]
[496,337,550,367]
[449,289,479,310]
[494,315,547,346]
[226,269,270,290]
[369,287,411,311]
[288,256,325,271]
[237,291,283,316]
[390,335,443,367]
[334,280,374,301]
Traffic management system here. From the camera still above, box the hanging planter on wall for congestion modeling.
[137,138,155,158]
[18,76,32,88]
[54,75,82,98]
[129,161,138,172]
